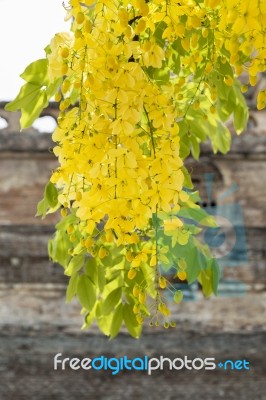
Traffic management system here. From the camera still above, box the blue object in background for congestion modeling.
[203,173,248,267]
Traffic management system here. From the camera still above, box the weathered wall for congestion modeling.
[1,102,265,286]
[0,101,265,400]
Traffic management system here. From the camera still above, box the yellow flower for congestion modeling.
[47,33,73,81]
[232,1,260,34]
[164,218,183,232]
[142,42,165,68]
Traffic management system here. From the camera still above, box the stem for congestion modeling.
[143,104,156,158]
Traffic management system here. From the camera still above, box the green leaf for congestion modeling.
[210,258,220,296]
[187,113,207,142]
[66,273,79,302]
[20,90,48,129]
[207,118,231,154]
[48,238,54,260]
[84,258,97,283]
[45,182,58,208]
[185,247,203,284]
[5,82,42,112]
[82,304,97,330]
[55,213,77,231]
[20,59,49,85]
[215,121,231,154]
[198,266,215,298]
[168,48,181,74]
[146,63,170,85]
[36,197,49,218]
[97,313,113,336]
[85,258,106,292]
[177,207,217,227]
[172,38,186,57]
[123,303,142,339]
[48,230,71,267]
[179,139,191,159]
[77,275,96,311]
[110,303,123,339]
[46,77,62,98]
[65,255,85,276]
[181,166,194,189]
[219,59,234,76]
[209,67,231,101]
[97,265,106,293]
[5,60,59,129]
[153,21,167,47]
[102,275,123,297]
[6,83,48,129]
[102,287,122,315]
[190,135,200,159]
[232,86,249,134]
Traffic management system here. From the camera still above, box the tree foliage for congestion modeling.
[6,0,266,338]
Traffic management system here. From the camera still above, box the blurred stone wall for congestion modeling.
[0,101,265,288]
[0,100,265,400]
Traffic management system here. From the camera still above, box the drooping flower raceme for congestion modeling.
[6,0,266,338]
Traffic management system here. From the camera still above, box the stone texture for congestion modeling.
[0,284,265,400]
[0,153,58,225]
[0,101,265,399]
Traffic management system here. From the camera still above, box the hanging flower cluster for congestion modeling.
[6,0,266,338]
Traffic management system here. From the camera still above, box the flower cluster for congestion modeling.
[48,0,265,335]
[7,0,266,337]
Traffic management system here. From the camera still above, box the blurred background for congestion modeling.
[0,1,265,399]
